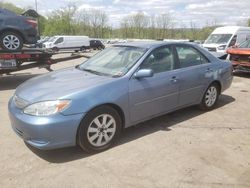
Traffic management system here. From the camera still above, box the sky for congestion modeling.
[1,0,250,28]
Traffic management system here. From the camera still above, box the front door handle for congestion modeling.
[170,76,178,83]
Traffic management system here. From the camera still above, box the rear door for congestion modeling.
[129,45,179,123]
[174,44,215,107]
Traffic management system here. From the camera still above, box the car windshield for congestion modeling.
[79,46,147,77]
[47,37,57,42]
[239,39,250,48]
[205,34,232,44]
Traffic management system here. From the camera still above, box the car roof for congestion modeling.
[113,41,196,49]
[0,8,17,16]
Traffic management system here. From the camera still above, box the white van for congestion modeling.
[43,35,90,51]
[203,26,250,53]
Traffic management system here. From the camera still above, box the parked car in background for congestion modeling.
[27,36,50,48]
[8,42,233,152]
[43,35,90,51]
[203,26,250,53]
[227,39,250,72]
[0,8,38,51]
[90,39,105,50]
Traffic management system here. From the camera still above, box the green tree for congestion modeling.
[43,5,77,35]
[0,2,24,14]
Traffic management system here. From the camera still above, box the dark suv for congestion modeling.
[90,40,105,50]
[0,8,38,51]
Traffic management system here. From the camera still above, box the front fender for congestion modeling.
[60,78,130,126]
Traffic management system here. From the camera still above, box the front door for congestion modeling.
[129,45,179,123]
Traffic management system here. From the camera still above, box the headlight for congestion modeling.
[23,100,71,116]
[217,45,226,50]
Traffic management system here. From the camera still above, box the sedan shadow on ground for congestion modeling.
[0,73,41,91]
[26,94,235,163]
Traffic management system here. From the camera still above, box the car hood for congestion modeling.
[203,43,223,48]
[15,67,114,103]
[43,42,53,47]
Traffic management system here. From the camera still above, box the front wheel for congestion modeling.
[199,83,220,110]
[77,106,122,153]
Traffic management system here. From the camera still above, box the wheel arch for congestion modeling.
[210,80,222,94]
[76,103,126,142]
[75,103,126,150]
[0,28,25,41]
[89,103,125,129]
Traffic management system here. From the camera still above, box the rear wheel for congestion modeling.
[0,31,23,51]
[199,83,220,110]
[77,106,122,153]
[80,47,86,51]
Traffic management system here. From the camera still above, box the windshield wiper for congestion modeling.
[81,68,108,76]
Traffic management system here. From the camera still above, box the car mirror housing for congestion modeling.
[134,69,154,79]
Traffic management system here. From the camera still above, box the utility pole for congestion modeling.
[35,0,41,37]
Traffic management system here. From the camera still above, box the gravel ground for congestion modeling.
[0,52,250,188]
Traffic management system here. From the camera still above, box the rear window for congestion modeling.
[176,45,209,68]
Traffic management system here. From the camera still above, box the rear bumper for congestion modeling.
[22,28,38,44]
[8,97,84,150]
[221,75,233,93]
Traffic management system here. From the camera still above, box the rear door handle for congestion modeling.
[170,76,178,83]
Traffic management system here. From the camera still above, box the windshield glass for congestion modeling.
[205,34,232,44]
[79,46,147,77]
[239,39,250,48]
[47,37,57,42]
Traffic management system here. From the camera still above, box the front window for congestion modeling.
[205,34,232,44]
[239,39,250,48]
[54,37,63,44]
[140,46,175,73]
[79,46,147,77]
[228,35,237,47]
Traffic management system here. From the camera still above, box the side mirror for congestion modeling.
[134,69,154,79]
[232,44,238,48]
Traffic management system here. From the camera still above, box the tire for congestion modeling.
[77,105,122,153]
[199,83,220,110]
[52,47,59,52]
[80,47,85,52]
[0,31,23,51]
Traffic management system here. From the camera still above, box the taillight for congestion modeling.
[26,19,37,28]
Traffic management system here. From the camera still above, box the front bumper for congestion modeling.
[232,61,250,73]
[8,98,84,150]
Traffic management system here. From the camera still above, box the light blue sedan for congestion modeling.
[8,42,233,152]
